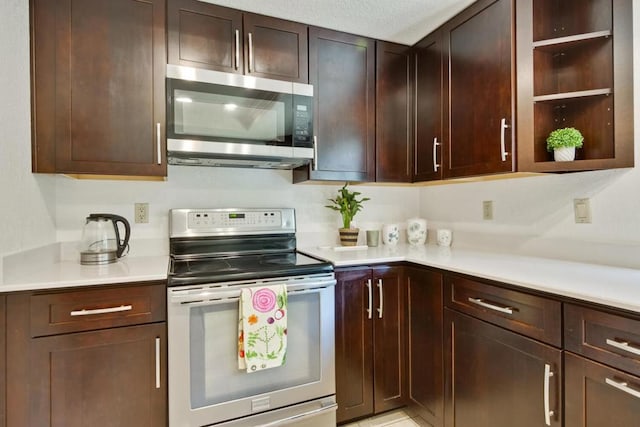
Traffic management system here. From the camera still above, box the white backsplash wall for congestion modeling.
[55,167,419,253]
[0,0,57,261]
[418,2,640,268]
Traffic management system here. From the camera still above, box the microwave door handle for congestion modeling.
[313,136,318,171]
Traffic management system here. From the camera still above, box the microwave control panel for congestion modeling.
[293,96,313,147]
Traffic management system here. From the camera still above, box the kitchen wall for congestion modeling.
[419,4,640,268]
[0,0,57,262]
[1,0,639,269]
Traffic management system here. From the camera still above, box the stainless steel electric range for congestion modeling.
[167,208,337,427]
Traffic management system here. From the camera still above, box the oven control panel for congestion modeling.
[188,211,282,228]
[170,208,295,237]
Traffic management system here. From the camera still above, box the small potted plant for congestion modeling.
[546,127,584,162]
[325,182,370,246]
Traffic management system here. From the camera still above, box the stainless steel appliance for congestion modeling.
[167,208,337,427]
[79,213,130,265]
[166,65,314,169]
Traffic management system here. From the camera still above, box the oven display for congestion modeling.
[229,213,245,219]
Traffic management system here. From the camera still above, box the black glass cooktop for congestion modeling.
[168,252,333,286]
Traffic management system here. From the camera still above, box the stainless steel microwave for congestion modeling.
[166,64,314,169]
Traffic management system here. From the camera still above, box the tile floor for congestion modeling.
[342,409,432,427]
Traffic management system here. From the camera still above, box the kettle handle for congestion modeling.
[88,213,131,258]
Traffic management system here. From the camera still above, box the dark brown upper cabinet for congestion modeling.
[375,41,414,183]
[413,31,444,182]
[167,0,308,83]
[30,0,167,177]
[516,0,634,172]
[293,28,376,182]
[442,0,515,179]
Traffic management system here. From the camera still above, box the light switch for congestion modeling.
[573,198,591,224]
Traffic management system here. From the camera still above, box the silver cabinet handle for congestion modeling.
[605,378,640,399]
[606,338,640,356]
[500,118,510,162]
[433,137,441,172]
[544,363,555,426]
[156,122,162,165]
[70,304,133,316]
[155,337,161,389]
[467,297,514,315]
[366,279,372,320]
[248,32,254,73]
[234,29,240,70]
[376,279,383,319]
[312,136,318,170]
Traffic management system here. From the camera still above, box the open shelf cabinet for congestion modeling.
[517,0,633,172]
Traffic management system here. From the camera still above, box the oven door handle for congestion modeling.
[170,278,336,305]
[258,402,338,427]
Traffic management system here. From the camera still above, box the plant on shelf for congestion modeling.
[325,182,370,246]
[546,127,584,162]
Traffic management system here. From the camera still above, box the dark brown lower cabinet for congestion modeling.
[406,267,443,426]
[29,323,166,427]
[335,266,405,423]
[565,352,640,427]
[444,309,562,427]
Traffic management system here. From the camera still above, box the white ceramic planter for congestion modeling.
[407,218,427,245]
[553,146,576,162]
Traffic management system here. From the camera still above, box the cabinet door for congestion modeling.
[414,31,444,182]
[243,13,308,83]
[31,0,166,176]
[167,0,243,73]
[565,352,640,427]
[444,309,561,427]
[335,268,374,423]
[406,267,443,427]
[443,0,514,178]
[30,323,166,427]
[375,42,413,182]
[372,266,406,412]
[294,28,375,182]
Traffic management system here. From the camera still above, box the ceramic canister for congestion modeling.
[382,223,400,245]
[407,218,427,245]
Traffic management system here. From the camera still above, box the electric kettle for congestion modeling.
[80,213,131,265]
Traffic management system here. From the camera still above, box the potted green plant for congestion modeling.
[546,127,584,162]
[325,182,370,246]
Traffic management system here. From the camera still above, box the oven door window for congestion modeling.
[168,80,292,146]
[189,291,321,409]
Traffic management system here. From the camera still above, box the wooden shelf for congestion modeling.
[533,30,611,50]
[533,88,611,103]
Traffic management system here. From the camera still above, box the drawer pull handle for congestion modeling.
[467,297,513,315]
[605,378,640,399]
[543,363,555,425]
[70,305,133,316]
[606,338,640,356]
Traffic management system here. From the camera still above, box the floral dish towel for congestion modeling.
[238,284,287,373]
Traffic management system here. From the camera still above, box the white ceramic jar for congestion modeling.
[406,218,427,245]
[382,223,400,245]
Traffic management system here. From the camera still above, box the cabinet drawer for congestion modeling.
[31,283,166,337]
[445,275,561,346]
[565,304,640,377]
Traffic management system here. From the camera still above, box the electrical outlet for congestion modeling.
[134,203,149,224]
[482,200,494,220]
[574,198,592,223]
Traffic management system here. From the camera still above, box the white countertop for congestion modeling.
[300,244,640,314]
[0,255,169,293]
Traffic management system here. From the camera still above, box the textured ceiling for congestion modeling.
[202,0,477,45]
